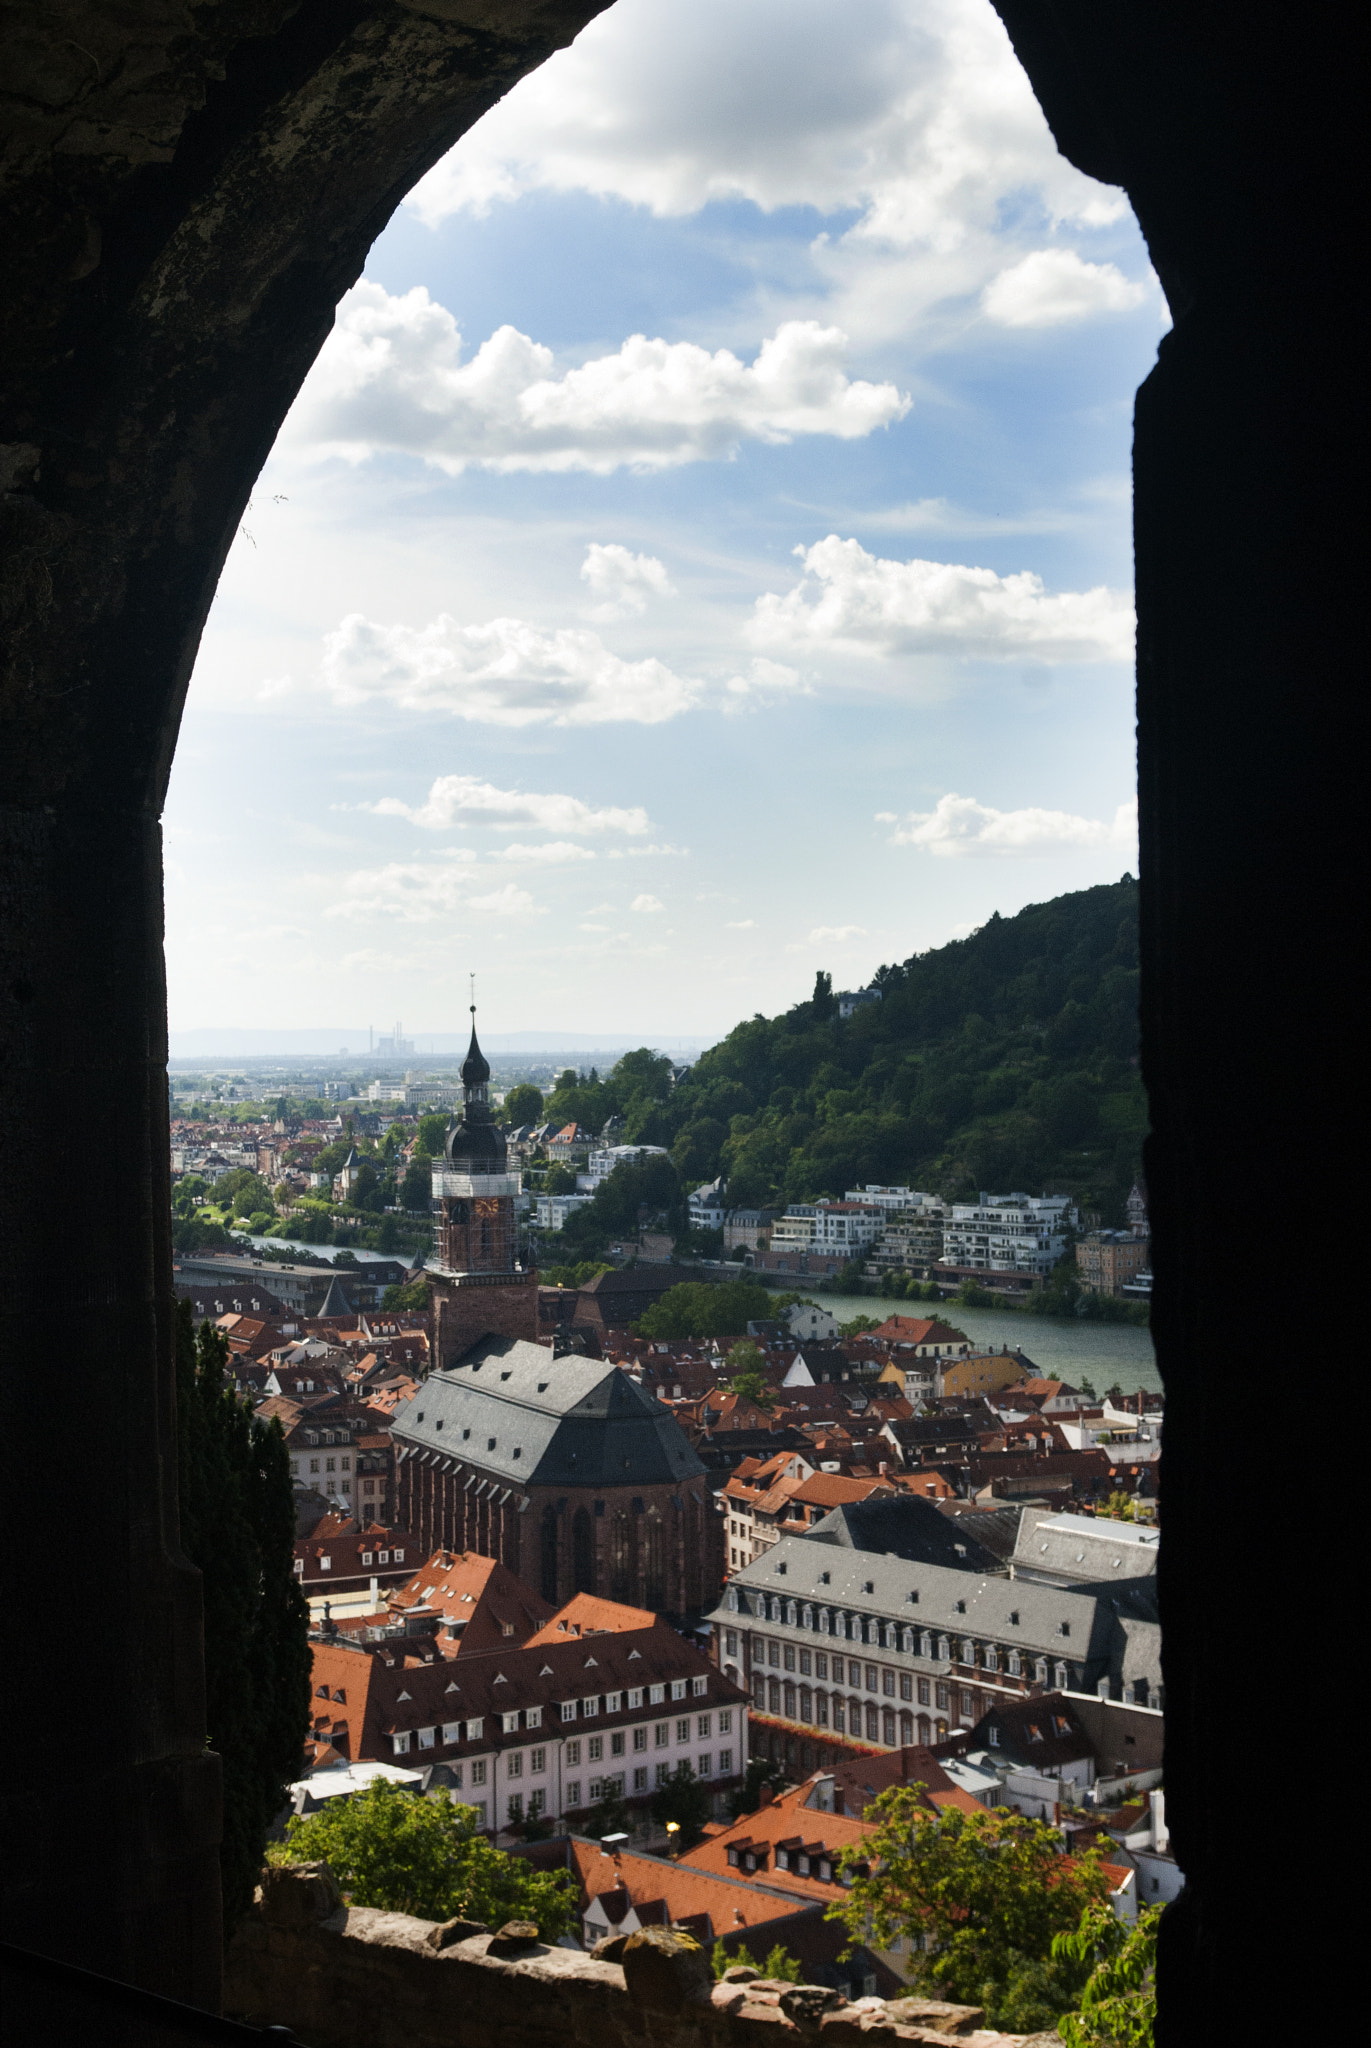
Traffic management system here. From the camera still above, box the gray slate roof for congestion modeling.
[806,1496,1003,1576]
[392,1336,705,1490]
[1011,1509,1159,1584]
[718,1531,1141,1669]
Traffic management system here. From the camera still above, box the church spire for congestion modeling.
[460,974,490,1102]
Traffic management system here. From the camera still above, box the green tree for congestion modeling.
[543,1162,579,1195]
[725,1343,776,1409]
[274,1778,575,1934]
[634,1278,772,1340]
[711,1937,802,1981]
[381,1276,430,1311]
[416,1113,449,1155]
[827,1787,1111,2027]
[651,1761,711,1849]
[503,1082,544,1125]
[400,1156,432,1211]
[1054,1901,1159,2048]
[175,1305,311,1933]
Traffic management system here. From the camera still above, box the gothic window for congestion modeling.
[644,1514,665,1609]
[610,1507,633,1603]
[572,1507,595,1595]
[540,1505,559,1605]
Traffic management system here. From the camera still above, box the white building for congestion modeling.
[941,1191,1076,1276]
[844,1185,943,1216]
[535,1192,595,1230]
[576,1143,670,1193]
[771,1201,886,1254]
[688,1178,726,1230]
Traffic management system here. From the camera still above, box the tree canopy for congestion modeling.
[827,1787,1112,2032]
[503,1081,544,1125]
[639,880,1144,1225]
[634,1278,772,1339]
[274,1777,575,1933]
[650,1761,712,1849]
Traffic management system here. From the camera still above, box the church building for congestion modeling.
[392,1335,722,1618]
[427,1006,540,1367]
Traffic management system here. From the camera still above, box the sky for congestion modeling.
[165,0,1165,1047]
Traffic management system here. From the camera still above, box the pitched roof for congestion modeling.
[526,1592,662,1642]
[316,1274,355,1318]
[387,1548,553,1649]
[804,1494,1004,1574]
[392,1335,705,1489]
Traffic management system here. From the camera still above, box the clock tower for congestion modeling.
[428,1004,540,1364]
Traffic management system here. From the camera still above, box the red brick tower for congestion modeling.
[429,1005,539,1364]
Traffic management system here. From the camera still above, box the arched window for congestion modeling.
[1035,1657,1048,1684]
[937,1634,950,1661]
[644,1514,665,1608]
[920,1630,932,1658]
[786,1599,798,1627]
[727,1587,740,1613]
[770,1594,782,1623]
[783,1681,796,1718]
[1007,1649,1022,1676]
[801,1603,813,1629]
[799,1685,812,1721]
[818,1607,830,1634]
[883,1622,896,1650]
[899,1711,913,1744]
[961,1638,975,1666]
[851,1696,863,1734]
[609,1507,633,1602]
[540,1504,559,1605]
[572,1507,595,1595]
[834,1613,848,1640]
[1055,1661,1069,1690]
[984,1645,999,1672]
[768,1677,782,1713]
[882,1707,896,1746]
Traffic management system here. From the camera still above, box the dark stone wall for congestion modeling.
[1,0,613,2008]
[989,2,1358,2034]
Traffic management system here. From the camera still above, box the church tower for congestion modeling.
[428,1003,540,1365]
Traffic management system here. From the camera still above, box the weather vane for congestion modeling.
[469,970,476,1017]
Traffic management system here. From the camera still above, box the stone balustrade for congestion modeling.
[224,1863,1049,2048]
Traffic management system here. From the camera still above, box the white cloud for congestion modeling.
[981,249,1148,328]
[493,842,597,865]
[325,864,540,922]
[810,925,867,942]
[886,792,1138,858]
[631,894,665,913]
[407,0,1123,244]
[316,612,697,727]
[580,543,676,621]
[749,536,1134,663]
[372,774,648,834]
[724,656,807,704]
[282,283,907,476]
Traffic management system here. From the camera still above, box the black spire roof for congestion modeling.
[446,1002,505,1170]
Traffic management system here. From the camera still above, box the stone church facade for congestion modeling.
[393,1336,723,1620]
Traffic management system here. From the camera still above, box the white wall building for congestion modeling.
[535,1192,595,1230]
[577,1143,670,1193]
[941,1192,1077,1276]
[771,1201,886,1253]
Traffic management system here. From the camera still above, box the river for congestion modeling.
[766,1286,1163,1397]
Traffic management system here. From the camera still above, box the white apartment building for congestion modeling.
[770,1201,886,1253]
[941,1192,1077,1276]
[576,1143,670,1193]
[534,1192,595,1230]
[844,1185,943,1216]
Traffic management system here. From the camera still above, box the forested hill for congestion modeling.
[538,878,1146,1229]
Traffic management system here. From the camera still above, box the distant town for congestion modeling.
[171,1005,1166,2013]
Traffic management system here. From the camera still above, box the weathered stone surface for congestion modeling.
[720,1966,763,1983]
[592,1932,633,1963]
[779,1986,847,2028]
[621,1926,712,2013]
[487,1920,543,1957]
[881,2000,985,2037]
[258,1860,343,1927]
[426,1916,490,1951]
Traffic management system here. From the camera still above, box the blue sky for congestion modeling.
[165,0,1165,1043]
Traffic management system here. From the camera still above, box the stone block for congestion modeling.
[426,1916,490,1950]
[881,2000,985,2037]
[622,1927,713,2013]
[721,1966,762,1983]
[780,1987,847,2029]
[258,1861,342,1927]
[592,1932,632,1963]
[486,1919,543,1957]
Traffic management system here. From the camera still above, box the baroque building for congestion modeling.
[428,1008,540,1367]
[393,1336,723,1619]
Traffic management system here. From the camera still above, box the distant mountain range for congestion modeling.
[167,1028,714,1060]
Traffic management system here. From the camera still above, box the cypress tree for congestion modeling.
[175,1302,311,1931]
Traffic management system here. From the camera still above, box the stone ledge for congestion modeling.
[224,1865,1045,2048]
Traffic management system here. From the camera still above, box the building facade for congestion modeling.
[940,1193,1076,1278]
[393,1336,723,1617]
[707,1530,1158,1769]
[1076,1231,1150,1296]
[429,1011,540,1366]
